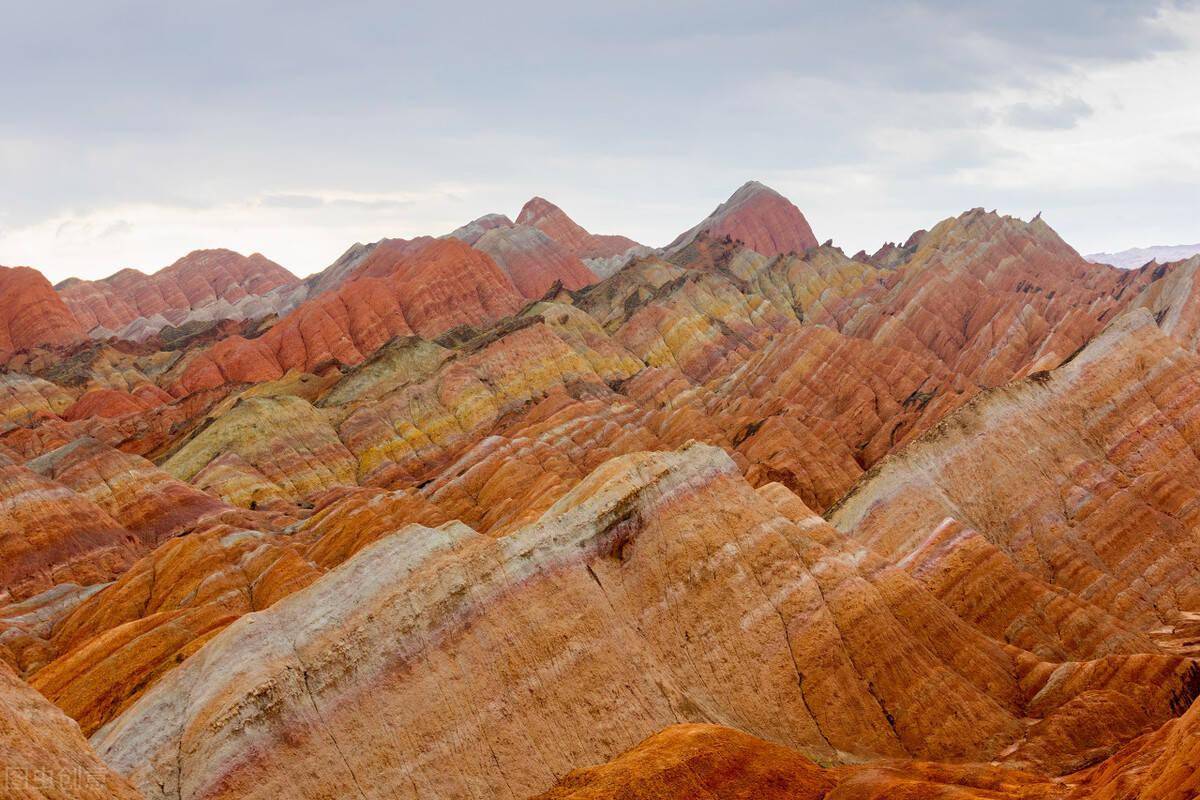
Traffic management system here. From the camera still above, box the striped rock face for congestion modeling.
[2,191,1200,800]
[169,238,526,394]
[92,443,1195,799]
[666,181,819,258]
[56,249,301,341]
[829,310,1200,630]
[0,266,86,358]
[0,452,137,602]
[516,197,642,261]
[473,225,599,298]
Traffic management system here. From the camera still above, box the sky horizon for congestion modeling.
[3,1,1198,283]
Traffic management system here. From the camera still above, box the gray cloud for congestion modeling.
[1004,97,1095,130]
[0,0,1197,278]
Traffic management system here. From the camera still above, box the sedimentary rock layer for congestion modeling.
[0,266,86,357]
[57,249,299,341]
[93,444,1194,799]
[517,197,641,260]
[666,181,819,257]
[830,310,1200,630]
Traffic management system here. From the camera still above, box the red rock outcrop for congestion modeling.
[57,249,299,340]
[1126,254,1200,350]
[0,266,86,358]
[531,709,1200,799]
[171,237,525,391]
[666,181,819,257]
[61,388,168,421]
[0,453,136,602]
[517,196,642,259]
[28,523,320,735]
[474,225,598,297]
[816,209,1158,387]
[27,437,240,545]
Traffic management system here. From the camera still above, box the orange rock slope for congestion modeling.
[1,184,1200,800]
[0,265,86,358]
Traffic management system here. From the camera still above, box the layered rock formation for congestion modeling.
[517,197,642,261]
[0,266,86,358]
[666,181,819,257]
[164,395,357,507]
[814,209,1155,387]
[532,711,1200,799]
[57,249,299,341]
[830,310,1200,630]
[93,444,1195,799]
[2,190,1200,800]
[531,724,835,800]
[0,452,136,602]
[171,238,525,392]
[473,225,598,297]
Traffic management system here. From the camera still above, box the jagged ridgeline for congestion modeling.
[2,183,1199,799]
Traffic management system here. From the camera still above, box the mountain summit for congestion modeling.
[516,196,642,260]
[667,181,819,257]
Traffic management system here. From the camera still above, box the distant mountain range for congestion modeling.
[1087,243,1200,269]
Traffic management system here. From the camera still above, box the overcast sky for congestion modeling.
[2,0,1198,281]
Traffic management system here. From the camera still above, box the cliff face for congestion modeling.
[2,192,1200,800]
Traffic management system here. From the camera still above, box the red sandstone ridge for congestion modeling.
[448,212,601,295]
[474,225,598,297]
[517,196,642,260]
[56,249,299,341]
[171,237,525,391]
[667,180,819,257]
[0,266,85,358]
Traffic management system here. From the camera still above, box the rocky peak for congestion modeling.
[666,180,818,258]
[0,265,87,357]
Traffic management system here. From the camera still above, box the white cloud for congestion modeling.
[0,186,490,280]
